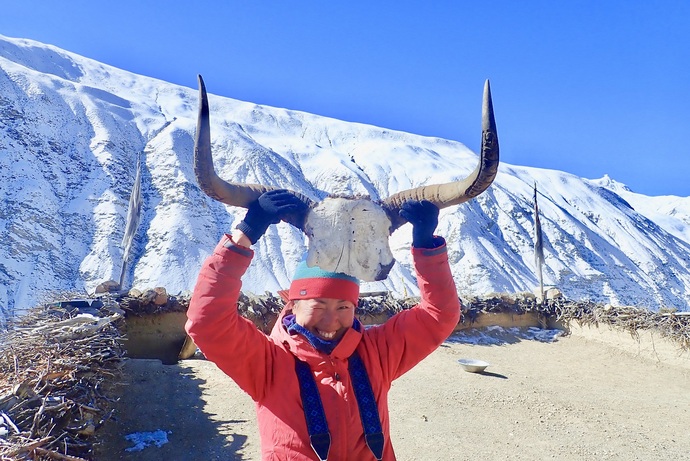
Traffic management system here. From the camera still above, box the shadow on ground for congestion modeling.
[94,359,249,461]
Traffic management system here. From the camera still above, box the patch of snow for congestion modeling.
[448,326,564,345]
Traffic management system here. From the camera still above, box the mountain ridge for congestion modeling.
[2,34,689,320]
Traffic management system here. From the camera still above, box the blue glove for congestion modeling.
[399,200,439,248]
[236,189,307,244]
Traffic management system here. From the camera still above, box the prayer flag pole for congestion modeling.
[533,182,545,303]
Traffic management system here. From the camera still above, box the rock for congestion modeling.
[153,287,168,306]
[546,288,563,300]
[94,280,121,294]
[533,286,563,301]
[140,289,158,304]
[140,287,168,305]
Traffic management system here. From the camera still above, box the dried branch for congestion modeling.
[0,300,125,460]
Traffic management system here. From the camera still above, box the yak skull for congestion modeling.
[304,197,395,281]
[193,75,499,282]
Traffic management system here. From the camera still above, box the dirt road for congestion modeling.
[94,325,690,460]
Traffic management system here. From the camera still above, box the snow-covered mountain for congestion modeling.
[2,34,690,321]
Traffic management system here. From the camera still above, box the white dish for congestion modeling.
[458,359,490,373]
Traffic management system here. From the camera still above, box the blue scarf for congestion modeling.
[284,314,362,354]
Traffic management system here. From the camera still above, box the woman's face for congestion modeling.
[292,298,356,342]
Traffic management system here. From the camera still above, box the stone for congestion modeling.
[94,280,121,294]
[153,287,168,306]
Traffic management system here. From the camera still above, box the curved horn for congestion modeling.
[195,74,274,207]
[194,75,314,229]
[382,79,499,230]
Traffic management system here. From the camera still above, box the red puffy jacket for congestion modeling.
[186,235,461,460]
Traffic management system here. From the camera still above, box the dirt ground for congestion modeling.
[94,324,690,461]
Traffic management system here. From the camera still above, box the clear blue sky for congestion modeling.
[2,1,689,196]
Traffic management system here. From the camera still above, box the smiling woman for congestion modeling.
[282,260,361,348]
[291,298,356,342]
[185,192,461,460]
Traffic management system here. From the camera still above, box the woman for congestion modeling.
[186,190,460,460]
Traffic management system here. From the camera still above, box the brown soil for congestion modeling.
[93,325,690,460]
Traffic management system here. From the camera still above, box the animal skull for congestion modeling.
[304,197,395,281]
[193,75,499,281]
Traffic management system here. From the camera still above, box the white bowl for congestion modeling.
[458,359,490,373]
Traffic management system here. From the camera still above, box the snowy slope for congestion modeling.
[2,35,690,320]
